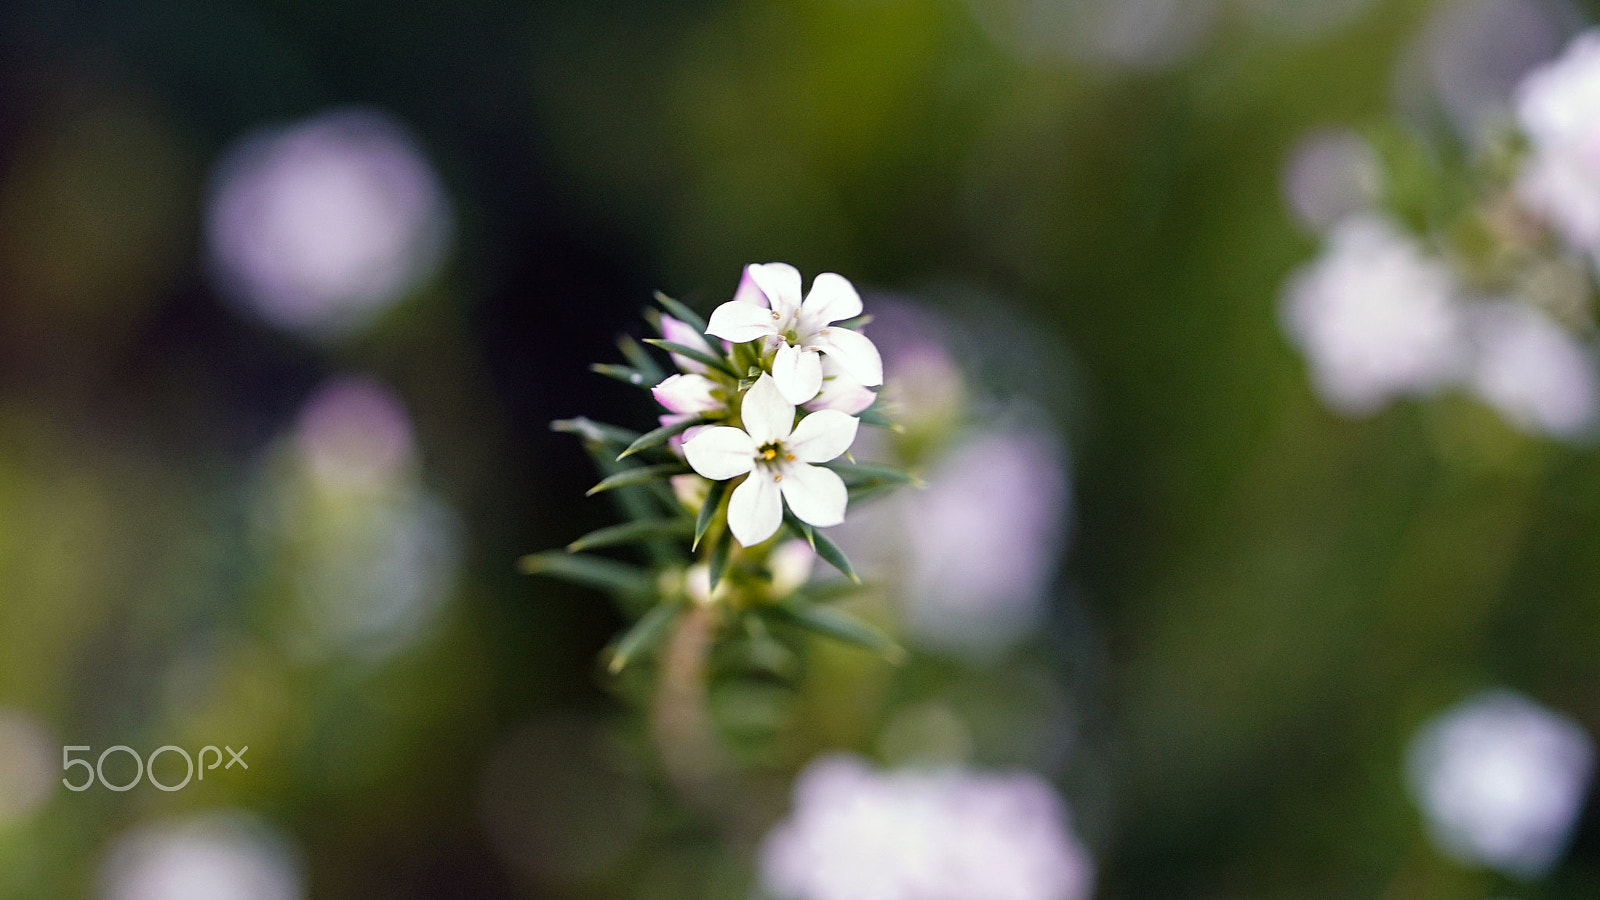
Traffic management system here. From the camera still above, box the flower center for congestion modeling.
[756,441,797,479]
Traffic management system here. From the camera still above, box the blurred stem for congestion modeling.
[651,602,729,808]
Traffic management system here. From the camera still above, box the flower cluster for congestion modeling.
[760,754,1094,900]
[522,263,916,673]
[1279,28,1600,440]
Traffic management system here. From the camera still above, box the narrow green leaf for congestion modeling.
[856,407,897,429]
[617,417,706,460]
[792,579,871,605]
[846,481,902,505]
[642,339,737,377]
[567,518,692,552]
[693,477,730,550]
[708,528,734,593]
[823,461,923,488]
[518,552,653,598]
[808,527,860,583]
[552,418,640,447]
[772,601,904,663]
[590,363,652,388]
[587,463,688,496]
[653,291,708,333]
[606,604,679,674]
[617,335,665,384]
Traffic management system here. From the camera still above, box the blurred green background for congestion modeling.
[4,0,1600,897]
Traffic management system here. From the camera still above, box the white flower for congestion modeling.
[706,263,884,405]
[760,754,1094,900]
[1407,690,1595,879]
[681,374,858,546]
[1281,214,1467,414]
[1515,29,1600,261]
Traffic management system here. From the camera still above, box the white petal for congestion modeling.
[706,299,781,344]
[805,358,877,414]
[797,272,862,332]
[812,326,884,386]
[729,470,784,546]
[682,426,756,480]
[652,373,721,415]
[749,262,804,320]
[772,343,824,405]
[786,409,859,463]
[740,373,796,445]
[779,462,847,528]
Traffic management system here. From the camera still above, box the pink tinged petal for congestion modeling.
[731,267,769,308]
[729,470,784,546]
[660,314,714,373]
[740,373,796,445]
[785,409,859,463]
[807,381,876,415]
[706,299,781,344]
[659,314,714,352]
[779,462,848,528]
[683,426,757,480]
[749,262,804,320]
[771,343,824,405]
[652,373,721,415]
[806,360,877,414]
[812,326,884,386]
[797,272,862,333]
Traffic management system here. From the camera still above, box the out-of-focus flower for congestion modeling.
[206,107,452,338]
[294,376,415,491]
[1468,302,1598,438]
[100,812,302,900]
[760,754,1093,900]
[1281,128,1382,233]
[707,263,883,405]
[901,422,1070,658]
[262,376,462,660]
[0,710,54,828]
[1516,28,1600,263]
[1281,214,1467,414]
[1406,689,1595,879]
[769,539,818,597]
[682,374,858,546]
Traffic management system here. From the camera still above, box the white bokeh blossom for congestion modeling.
[206,107,452,338]
[1515,28,1600,263]
[1281,213,1468,414]
[706,263,884,405]
[682,374,858,546]
[1468,302,1599,438]
[761,754,1094,900]
[1406,689,1595,879]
